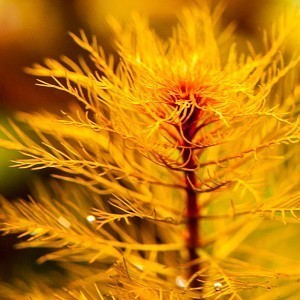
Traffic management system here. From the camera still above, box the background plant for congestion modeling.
[0,3,299,299]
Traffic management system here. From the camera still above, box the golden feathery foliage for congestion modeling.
[0,3,300,299]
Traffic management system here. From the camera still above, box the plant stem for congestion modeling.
[181,106,201,286]
[183,149,201,285]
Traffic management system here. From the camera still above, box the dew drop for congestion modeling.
[214,282,223,291]
[175,275,187,288]
[86,215,96,222]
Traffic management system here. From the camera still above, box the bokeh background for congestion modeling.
[0,0,299,288]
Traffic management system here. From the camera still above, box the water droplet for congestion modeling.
[214,282,223,291]
[86,215,96,222]
[175,275,187,288]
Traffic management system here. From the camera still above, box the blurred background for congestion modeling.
[0,0,299,288]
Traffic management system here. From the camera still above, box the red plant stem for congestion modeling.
[180,107,201,286]
[183,149,201,283]
[171,90,202,284]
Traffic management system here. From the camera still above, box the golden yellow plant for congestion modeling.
[0,3,299,299]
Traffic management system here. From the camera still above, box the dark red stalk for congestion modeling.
[181,106,201,287]
[183,150,200,283]
[170,85,203,286]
